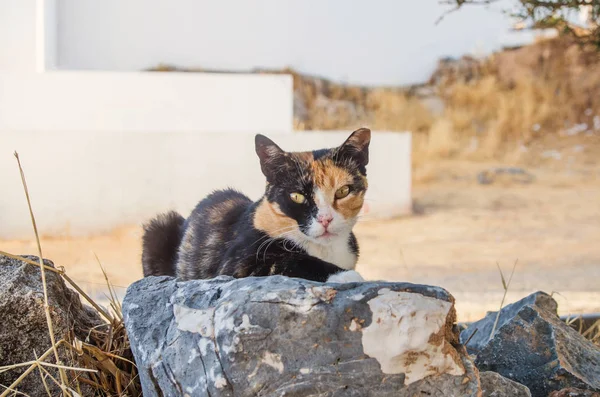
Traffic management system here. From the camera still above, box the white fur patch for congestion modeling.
[327,270,365,283]
[304,236,357,270]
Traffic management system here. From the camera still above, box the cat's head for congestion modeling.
[253,128,370,247]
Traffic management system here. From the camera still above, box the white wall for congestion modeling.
[0,71,293,133]
[0,130,411,239]
[0,1,37,72]
[54,0,524,86]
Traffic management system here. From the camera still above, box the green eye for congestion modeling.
[335,185,351,199]
[290,192,306,204]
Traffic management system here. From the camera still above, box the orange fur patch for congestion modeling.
[311,159,365,219]
[334,190,365,219]
[253,198,299,237]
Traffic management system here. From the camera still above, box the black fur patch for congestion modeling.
[141,211,185,277]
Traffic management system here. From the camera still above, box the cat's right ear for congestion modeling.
[255,134,285,181]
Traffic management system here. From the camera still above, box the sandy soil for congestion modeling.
[2,159,599,322]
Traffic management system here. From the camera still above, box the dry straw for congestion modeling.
[0,153,140,396]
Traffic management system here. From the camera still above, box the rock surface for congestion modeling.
[0,254,102,396]
[460,291,558,353]
[549,388,600,397]
[461,291,600,397]
[480,371,531,397]
[123,275,480,397]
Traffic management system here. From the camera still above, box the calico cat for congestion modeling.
[141,128,371,283]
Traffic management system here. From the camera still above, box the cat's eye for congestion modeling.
[290,192,306,204]
[335,185,351,199]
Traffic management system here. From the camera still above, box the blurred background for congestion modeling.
[1,0,599,322]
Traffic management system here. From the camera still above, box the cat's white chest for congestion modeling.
[304,238,357,270]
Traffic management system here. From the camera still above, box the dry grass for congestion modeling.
[0,154,140,397]
[563,308,600,348]
[285,37,600,168]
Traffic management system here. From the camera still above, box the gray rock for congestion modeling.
[480,371,531,397]
[460,291,558,353]
[469,292,600,397]
[0,254,102,396]
[123,275,480,397]
[549,388,600,397]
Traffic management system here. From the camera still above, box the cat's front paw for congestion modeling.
[327,270,365,283]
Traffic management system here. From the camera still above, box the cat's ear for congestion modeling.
[337,128,371,168]
[255,134,286,180]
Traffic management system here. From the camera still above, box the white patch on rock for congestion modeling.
[361,290,465,384]
[187,348,199,364]
[220,335,241,356]
[349,292,365,301]
[262,352,284,373]
[198,338,211,355]
[173,304,215,337]
[299,368,311,374]
[257,292,321,313]
[349,319,360,331]
[238,314,253,330]
[263,292,279,301]
[214,374,227,389]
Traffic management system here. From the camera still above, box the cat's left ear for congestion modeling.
[255,134,286,181]
[337,127,371,168]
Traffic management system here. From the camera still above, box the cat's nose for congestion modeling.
[317,214,333,228]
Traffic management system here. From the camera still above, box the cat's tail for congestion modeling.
[141,211,186,277]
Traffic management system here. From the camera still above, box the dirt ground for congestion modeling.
[2,157,599,322]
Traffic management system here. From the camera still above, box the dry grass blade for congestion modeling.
[495,261,507,290]
[36,365,62,393]
[580,318,600,345]
[489,259,518,341]
[463,328,479,346]
[0,385,31,397]
[82,345,123,379]
[60,273,113,323]
[33,351,53,397]
[37,363,97,374]
[0,363,39,373]
[13,151,69,396]
[93,252,123,320]
[0,251,62,275]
